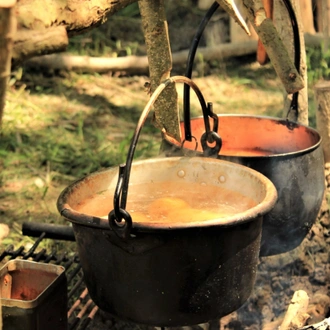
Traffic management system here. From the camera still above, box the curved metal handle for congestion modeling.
[108,76,221,239]
[183,2,220,142]
[183,0,301,126]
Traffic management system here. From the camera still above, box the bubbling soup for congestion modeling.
[75,181,257,224]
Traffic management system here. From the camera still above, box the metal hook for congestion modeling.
[201,131,222,158]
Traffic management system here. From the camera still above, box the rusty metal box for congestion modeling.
[0,259,67,330]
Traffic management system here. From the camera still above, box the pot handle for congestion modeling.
[108,76,222,240]
[183,0,301,130]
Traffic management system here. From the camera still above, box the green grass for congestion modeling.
[306,43,330,84]
[0,71,161,245]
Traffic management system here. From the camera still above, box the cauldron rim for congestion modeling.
[164,114,322,159]
[57,157,277,232]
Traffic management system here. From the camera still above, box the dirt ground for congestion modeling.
[230,168,330,330]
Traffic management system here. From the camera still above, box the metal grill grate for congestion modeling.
[0,228,100,330]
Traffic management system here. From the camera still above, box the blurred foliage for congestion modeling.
[306,44,330,84]
[67,3,143,57]
[67,0,213,57]
[305,44,330,127]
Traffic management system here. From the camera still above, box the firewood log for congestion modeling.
[279,290,310,330]
[299,317,330,329]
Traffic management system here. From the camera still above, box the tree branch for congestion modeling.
[0,0,16,128]
[138,0,180,141]
[12,27,68,66]
[23,33,325,75]
[23,40,258,74]
[16,0,137,34]
[242,0,305,94]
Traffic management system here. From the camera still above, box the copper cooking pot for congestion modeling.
[58,156,277,326]
[57,77,278,326]
[163,0,325,256]
[163,115,324,256]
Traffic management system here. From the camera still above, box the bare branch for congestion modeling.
[16,0,137,34]
[242,0,304,94]
[12,27,68,66]
[138,0,180,141]
[23,40,258,74]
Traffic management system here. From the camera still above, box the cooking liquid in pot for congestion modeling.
[221,148,274,157]
[75,181,257,224]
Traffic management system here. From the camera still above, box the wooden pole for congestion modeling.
[300,0,316,34]
[138,0,180,142]
[22,33,326,74]
[242,0,305,95]
[274,0,309,125]
[0,0,16,128]
[314,81,330,164]
[321,0,330,49]
[257,0,273,65]
[23,40,258,73]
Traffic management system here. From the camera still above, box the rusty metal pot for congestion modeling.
[58,156,277,327]
[164,0,325,256]
[57,77,277,327]
[163,115,324,256]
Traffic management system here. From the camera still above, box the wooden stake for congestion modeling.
[320,0,330,49]
[138,0,180,142]
[22,33,325,75]
[242,0,305,94]
[299,0,316,34]
[23,40,258,73]
[257,0,273,65]
[314,81,330,164]
[0,0,16,128]
[273,0,309,125]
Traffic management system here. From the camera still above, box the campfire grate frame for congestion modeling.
[0,231,100,330]
[0,225,223,330]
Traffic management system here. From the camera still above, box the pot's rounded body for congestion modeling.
[163,115,325,256]
[72,220,261,326]
[58,157,277,326]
